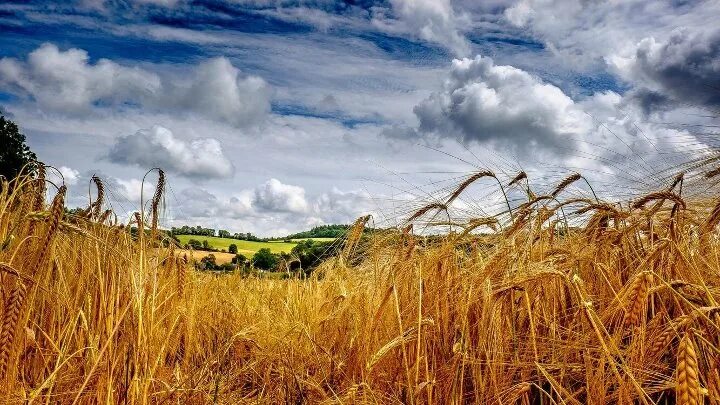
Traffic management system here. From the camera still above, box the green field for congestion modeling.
[174,235,335,255]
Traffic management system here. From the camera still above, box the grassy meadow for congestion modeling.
[174,235,337,256]
[1,166,720,404]
[174,234,299,255]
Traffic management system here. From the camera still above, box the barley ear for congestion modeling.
[676,333,700,405]
[623,271,651,328]
[151,169,165,237]
[0,282,29,380]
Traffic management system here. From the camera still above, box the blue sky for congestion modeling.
[1,0,718,235]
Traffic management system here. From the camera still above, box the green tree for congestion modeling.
[228,243,238,254]
[199,254,217,270]
[187,239,202,250]
[252,248,278,270]
[232,253,247,264]
[0,115,37,181]
[290,240,336,276]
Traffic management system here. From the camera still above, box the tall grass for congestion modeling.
[1,165,720,404]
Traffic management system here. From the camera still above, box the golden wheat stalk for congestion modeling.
[632,191,686,210]
[0,282,28,380]
[33,186,65,263]
[550,173,581,197]
[90,175,104,219]
[574,202,623,216]
[366,318,433,371]
[151,169,165,236]
[676,334,700,405]
[459,217,499,237]
[669,171,685,192]
[342,215,371,260]
[622,271,652,327]
[407,202,447,223]
[702,199,720,236]
[27,164,45,236]
[507,171,527,187]
[445,171,496,205]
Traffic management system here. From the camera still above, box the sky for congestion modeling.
[1,0,719,236]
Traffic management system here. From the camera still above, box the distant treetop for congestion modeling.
[0,115,37,181]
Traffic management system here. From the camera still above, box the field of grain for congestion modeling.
[179,249,237,264]
[2,167,720,404]
[174,234,299,255]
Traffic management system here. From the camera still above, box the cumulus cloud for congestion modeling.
[162,57,271,127]
[313,187,376,224]
[610,28,720,111]
[115,178,150,203]
[0,43,160,114]
[107,126,234,179]
[0,43,270,126]
[407,55,593,154]
[253,178,309,213]
[373,0,471,56]
[165,180,377,236]
[48,166,80,186]
[503,0,720,69]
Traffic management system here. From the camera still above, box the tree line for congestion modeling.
[171,224,359,243]
[194,239,339,278]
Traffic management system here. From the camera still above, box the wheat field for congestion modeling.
[1,164,720,404]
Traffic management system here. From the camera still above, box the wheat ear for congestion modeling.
[623,271,652,327]
[0,282,28,380]
[676,333,700,405]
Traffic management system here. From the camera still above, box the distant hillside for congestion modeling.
[280,224,350,240]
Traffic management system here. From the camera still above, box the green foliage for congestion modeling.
[170,225,217,237]
[171,225,262,241]
[232,253,247,264]
[175,235,297,254]
[228,243,238,254]
[186,239,203,250]
[0,115,37,181]
[198,254,216,270]
[252,248,279,270]
[282,224,350,240]
[290,239,338,276]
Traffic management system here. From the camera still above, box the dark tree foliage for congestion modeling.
[252,248,279,270]
[283,224,350,240]
[290,240,337,276]
[232,253,247,264]
[186,239,203,250]
[228,243,238,254]
[0,115,37,181]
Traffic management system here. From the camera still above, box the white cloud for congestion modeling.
[0,44,270,127]
[116,178,151,203]
[0,43,160,114]
[166,180,377,236]
[408,55,593,155]
[610,28,720,111]
[48,166,80,186]
[107,126,235,179]
[503,0,720,69]
[253,178,309,213]
[162,57,271,127]
[313,187,376,224]
[374,0,471,56]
